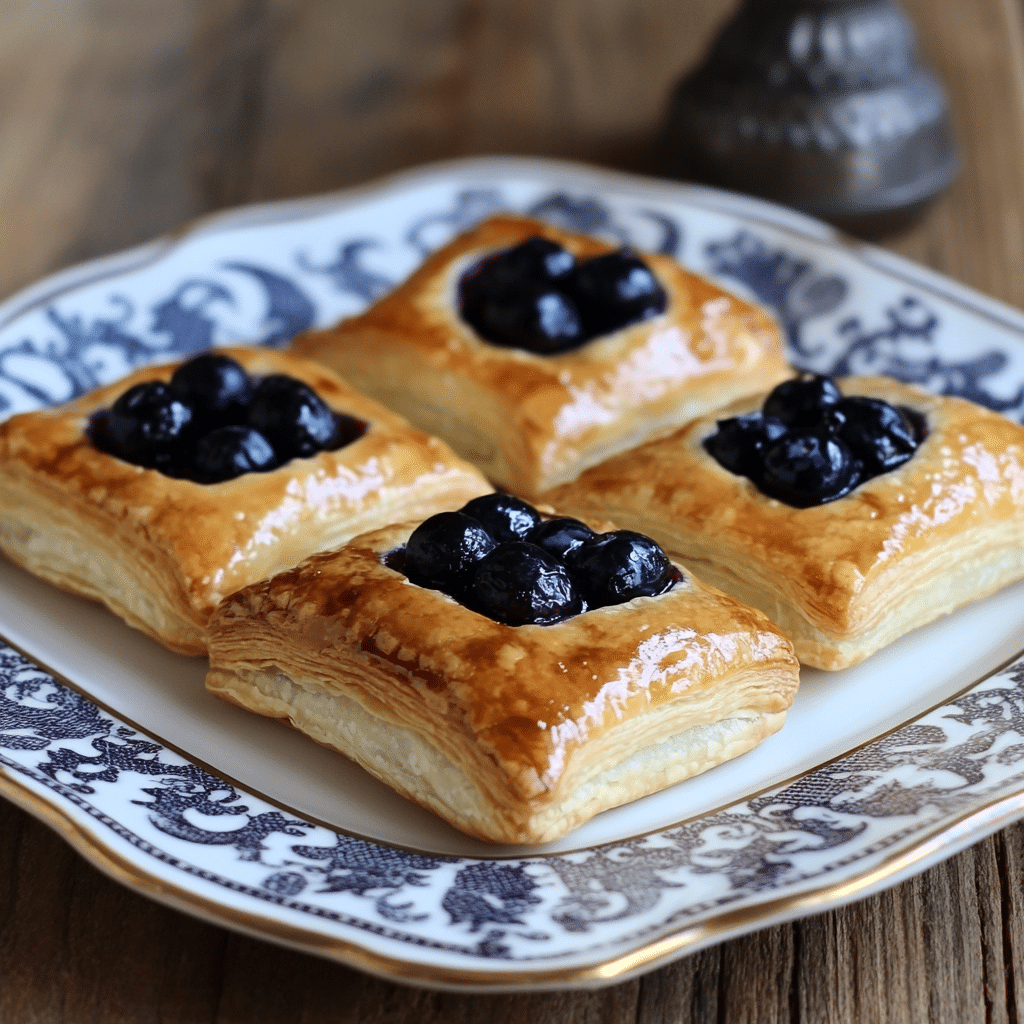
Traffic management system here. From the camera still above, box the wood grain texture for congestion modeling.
[2,0,1024,1021]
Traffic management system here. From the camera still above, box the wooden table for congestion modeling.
[2,1,1023,1020]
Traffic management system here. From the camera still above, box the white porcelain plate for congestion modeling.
[2,157,1024,991]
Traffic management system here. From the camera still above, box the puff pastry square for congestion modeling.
[204,521,800,844]
[0,347,492,655]
[290,213,789,497]
[548,376,1024,670]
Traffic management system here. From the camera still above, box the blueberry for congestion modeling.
[404,511,497,597]
[527,516,595,562]
[458,238,665,352]
[462,283,585,353]
[460,493,542,543]
[469,542,583,626]
[760,429,860,507]
[899,405,928,445]
[704,412,787,481]
[834,397,919,474]
[762,374,842,430]
[247,374,338,461]
[87,409,115,455]
[460,238,575,306]
[566,249,667,336]
[566,530,679,608]
[331,411,368,449]
[458,238,578,352]
[169,353,253,432]
[104,380,193,467]
[192,426,278,483]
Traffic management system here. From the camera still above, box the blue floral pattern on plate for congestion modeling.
[1,159,1023,987]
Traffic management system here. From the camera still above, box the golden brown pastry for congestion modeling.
[290,213,789,497]
[0,347,492,655]
[548,376,1024,670]
[204,520,800,845]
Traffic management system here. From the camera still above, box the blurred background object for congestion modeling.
[661,0,960,236]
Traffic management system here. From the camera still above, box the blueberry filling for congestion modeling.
[565,530,679,609]
[460,492,542,543]
[760,429,859,507]
[403,511,497,598]
[762,374,842,429]
[457,236,668,355]
[169,352,253,433]
[101,381,194,471]
[702,412,787,483]
[246,374,340,461]
[568,249,668,338]
[90,353,368,483]
[398,497,682,626]
[703,374,927,507]
[527,516,595,562]
[471,542,584,626]
[193,425,279,482]
[831,396,919,474]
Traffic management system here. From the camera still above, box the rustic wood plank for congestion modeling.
[0,0,197,298]
[888,0,1024,308]
[634,945,724,1023]
[995,825,1024,1021]
[250,0,730,199]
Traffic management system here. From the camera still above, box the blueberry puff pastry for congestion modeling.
[204,521,799,844]
[0,347,492,655]
[547,376,1024,670]
[290,214,789,497]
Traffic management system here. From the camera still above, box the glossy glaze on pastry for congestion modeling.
[0,347,492,655]
[548,376,1024,670]
[205,522,800,844]
[290,214,789,496]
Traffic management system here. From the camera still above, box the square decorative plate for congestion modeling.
[2,157,1024,992]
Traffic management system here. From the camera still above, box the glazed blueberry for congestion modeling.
[87,409,115,454]
[460,237,575,306]
[331,411,369,449]
[459,239,579,353]
[762,374,842,429]
[465,283,585,353]
[192,426,278,483]
[459,238,666,353]
[399,499,679,624]
[703,413,787,481]
[404,511,497,597]
[461,493,543,543]
[567,530,679,608]
[169,353,253,432]
[469,542,584,626]
[567,249,667,336]
[900,405,928,444]
[760,429,860,507]
[247,374,339,461]
[527,516,596,561]
[703,374,926,507]
[103,381,193,467]
[833,397,919,474]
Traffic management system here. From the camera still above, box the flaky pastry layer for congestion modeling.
[205,522,799,844]
[290,214,789,496]
[0,347,492,655]
[548,376,1024,670]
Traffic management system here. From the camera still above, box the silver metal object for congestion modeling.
[661,0,960,236]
